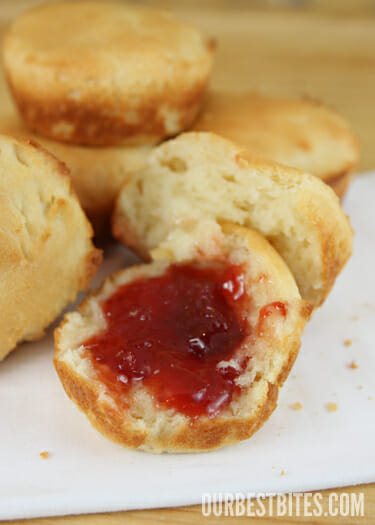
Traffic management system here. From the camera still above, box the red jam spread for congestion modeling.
[83,263,251,419]
[258,302,287,337]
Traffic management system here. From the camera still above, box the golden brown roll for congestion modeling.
[3,1,214,146]
[192,91,359,197]
[0,134,101,361]
[0,112,150,236]
[113,132,353,307]
[55,224,311,453]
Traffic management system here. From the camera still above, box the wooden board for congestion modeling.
[0,1,374,523]
[2,483,374,524]
[172,4,375,173]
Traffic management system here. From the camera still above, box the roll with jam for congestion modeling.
[54,132,352,452]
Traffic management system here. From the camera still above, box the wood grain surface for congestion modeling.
[0,483,373,524]
[1,1,374,523]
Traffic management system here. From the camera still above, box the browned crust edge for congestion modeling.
[0,138,102,355]
[6,76,209,146]
[326,169,355,200]
[26,138,103,290]
[53,337,299,453]
[305,200,352,308]
[54,283,312,453]
[54,350,279,453]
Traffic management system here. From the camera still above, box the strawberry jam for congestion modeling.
[83,263,250,419]
[258,302,287,337]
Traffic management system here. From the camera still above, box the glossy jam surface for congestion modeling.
[258,302,287,336]
[83,263,250,418]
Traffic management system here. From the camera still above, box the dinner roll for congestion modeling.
[3,1,214,145]
[192,91,359,197]
[0,134,101,361]
[113,132,353,307]
[0,112,150,236]
[54,223,312,453]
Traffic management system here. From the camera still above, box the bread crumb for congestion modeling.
[344,339,352,347]
[347,361,358,370]
[280,470,285,476]
[351,316,359,321]
[326,402,338,412]
[291,402,303,410]
[358,386,363,390]
[40,451,49,460]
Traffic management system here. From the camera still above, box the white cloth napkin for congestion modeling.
[0,173,374,520]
